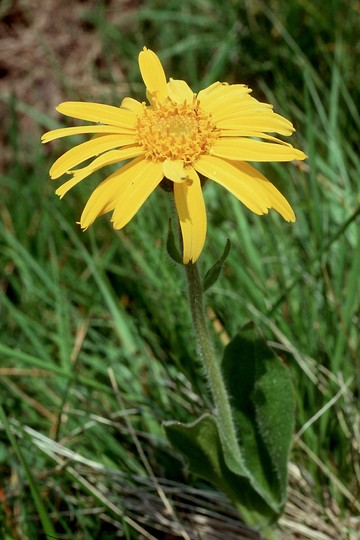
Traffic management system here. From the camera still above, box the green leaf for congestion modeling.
[203,239,231,291]
[165,323,295,530]
[222,323,295,510]
[166,219,183,264]
[164,414,277,528]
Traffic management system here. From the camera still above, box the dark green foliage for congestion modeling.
[203,239,231,292]
[165,325,295,529]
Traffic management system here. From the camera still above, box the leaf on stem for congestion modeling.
[203,239,231,291]
[166,219,183,264]
[164,323,295,530]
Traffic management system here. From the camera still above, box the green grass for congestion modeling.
[1,0,359,537]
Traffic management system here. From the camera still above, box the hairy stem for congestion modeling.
[185,262,242,463]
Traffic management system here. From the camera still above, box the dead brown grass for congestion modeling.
[0,0,138,170]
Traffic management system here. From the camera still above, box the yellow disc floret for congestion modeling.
[135,98,219,165]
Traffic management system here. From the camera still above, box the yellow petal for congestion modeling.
[167,79,194,104]
[50,134,138,179]
[163,159,189,183]
[198,83,252,114]
[219,132,293,145]
[215,112,294,136]
[229,160,296,221]
[80,156,145,229]
[208,97,273,123]
[211,137,307,162]
[110,160,163,229]
[194,154,295,220]
[138,47,168,102]
[120,97,144,115]
[55,147,144,198]
[42,125,132,143]
[174,168,207,264]
[56,102,136,129]
[202,87,296,137]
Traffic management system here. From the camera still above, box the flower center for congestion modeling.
[135,99,219,165]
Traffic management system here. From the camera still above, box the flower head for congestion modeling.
[42,47,306,263]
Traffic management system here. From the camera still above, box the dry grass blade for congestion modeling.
[108,366,192,540]
[2,420,355,540]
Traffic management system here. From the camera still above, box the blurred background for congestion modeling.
[1,0,359,538]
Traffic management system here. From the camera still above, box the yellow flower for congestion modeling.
[42,47,306,264]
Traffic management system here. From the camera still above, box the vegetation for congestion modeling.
[1,0,359,538]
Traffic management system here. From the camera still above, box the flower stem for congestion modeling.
[185,262,242,463]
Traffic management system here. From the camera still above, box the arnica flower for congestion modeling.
[42,47,306,264]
